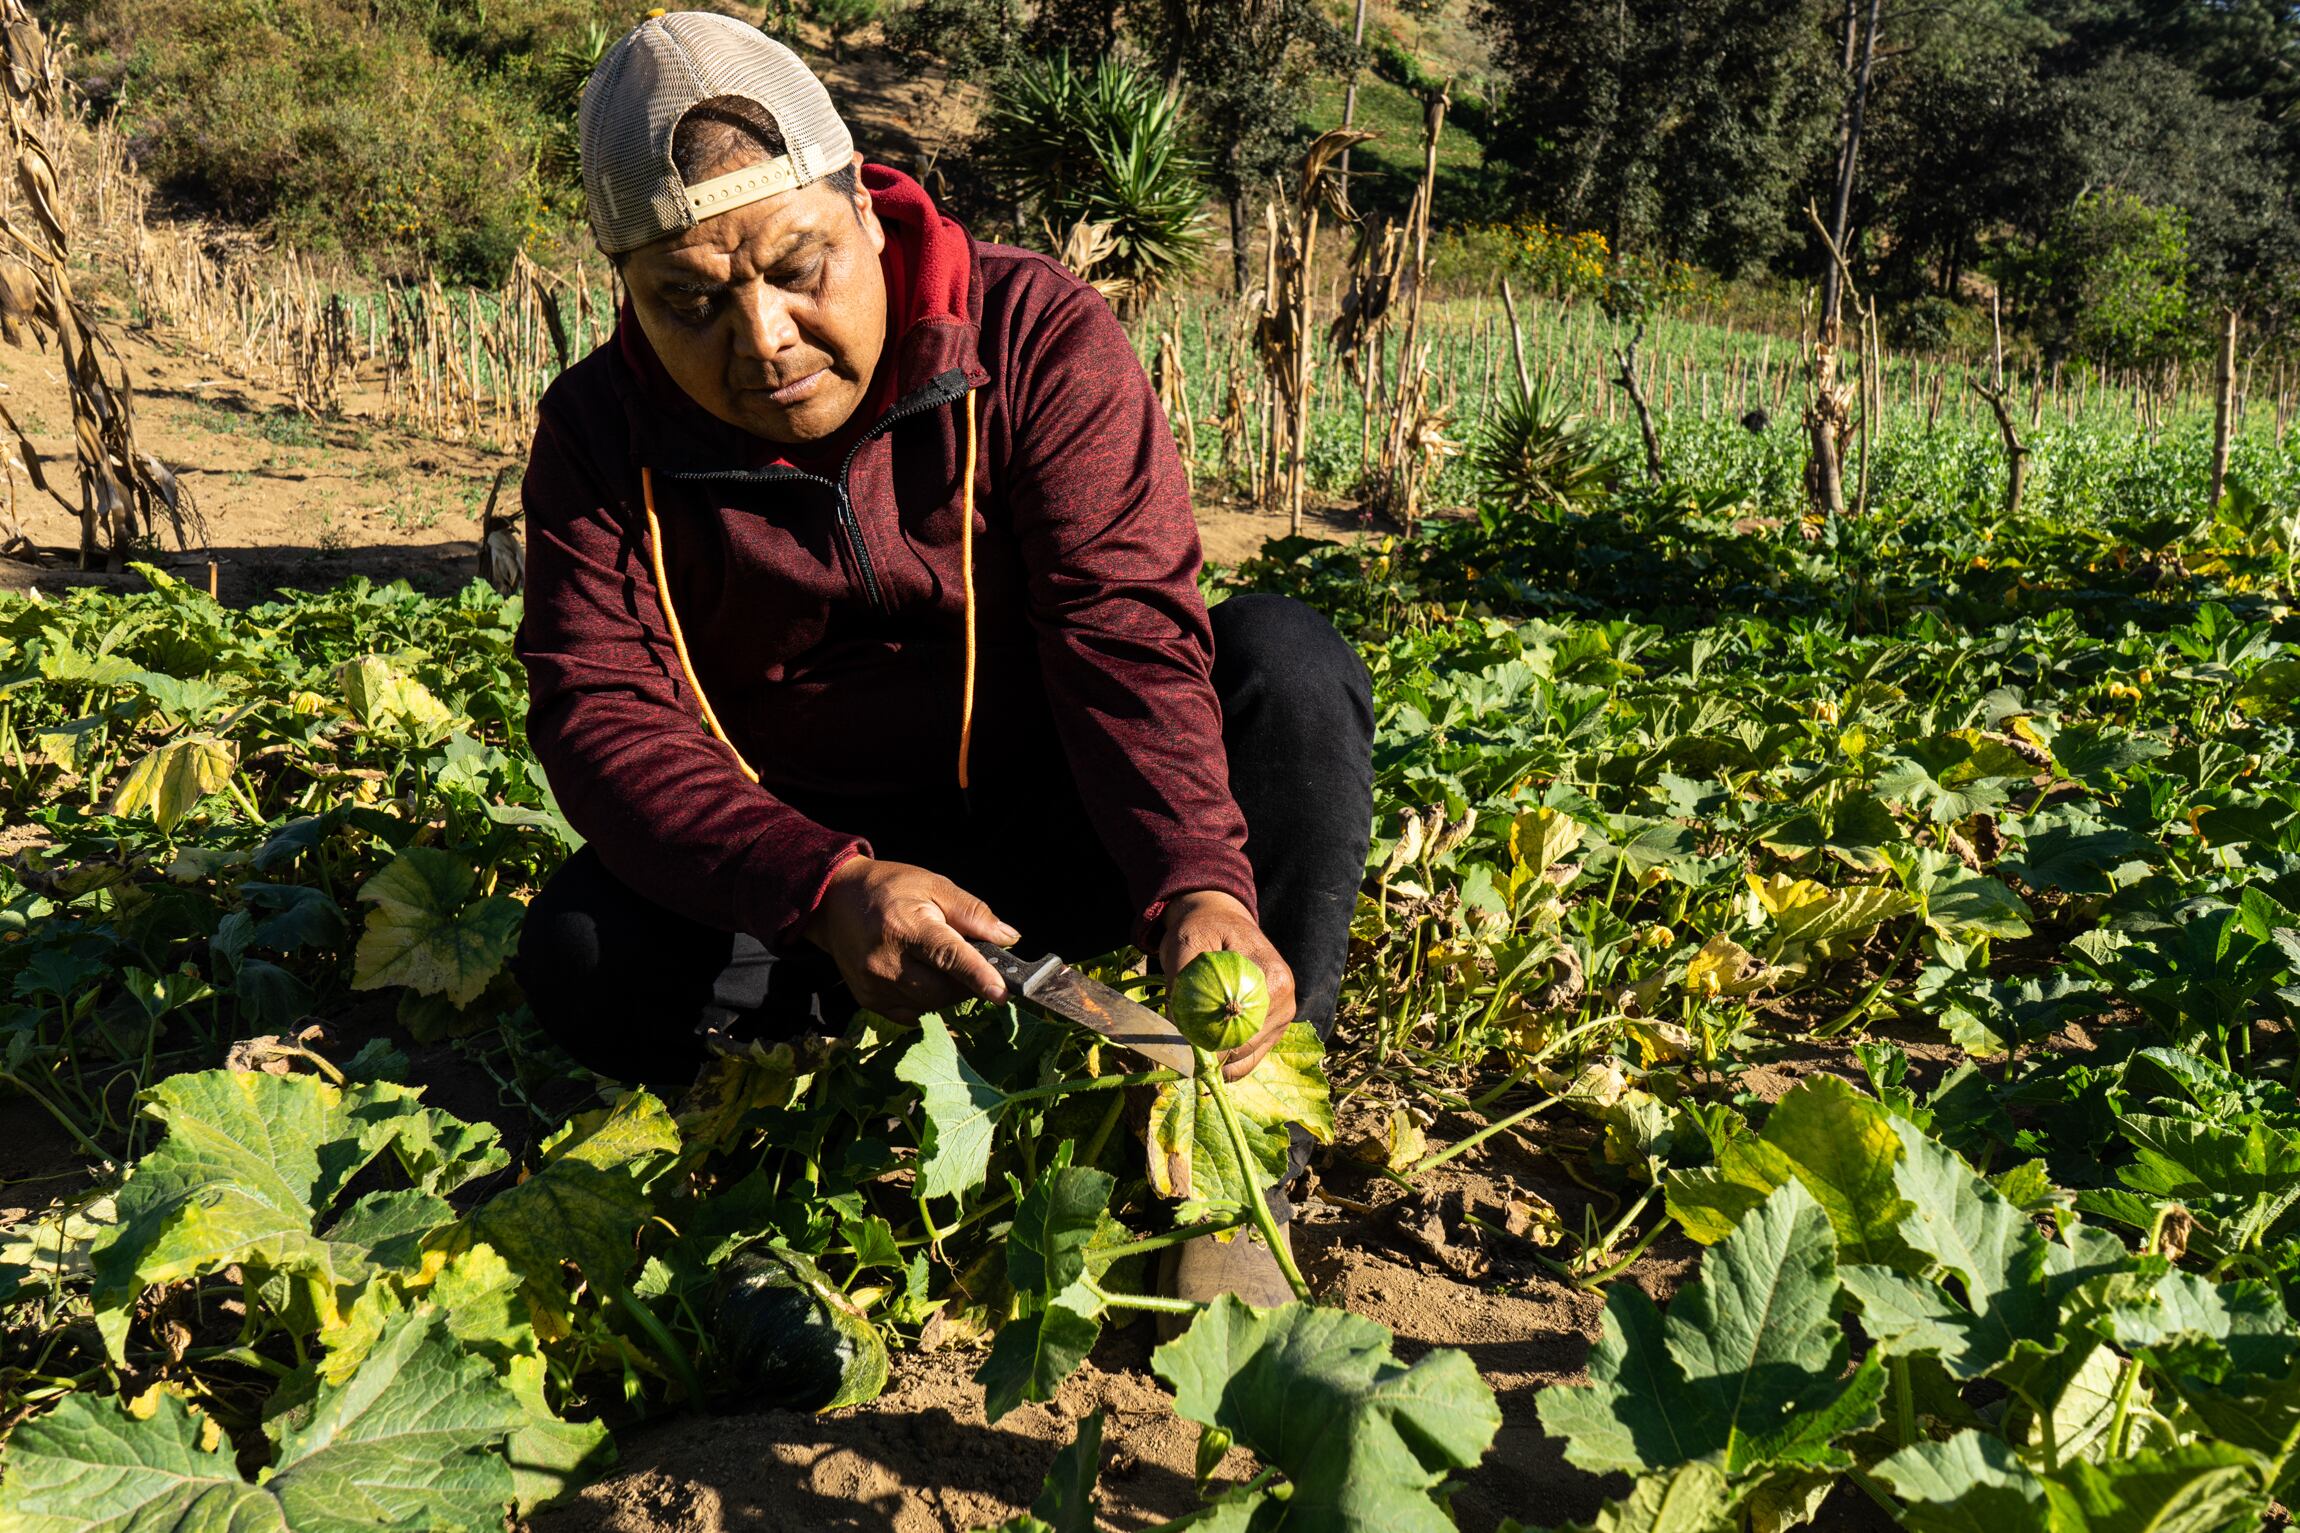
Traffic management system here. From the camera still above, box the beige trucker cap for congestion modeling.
[579,11,855,256]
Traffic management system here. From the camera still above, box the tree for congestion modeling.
[1819,0,1882,335]
[1853,1,2300,334]
[1856,3,2055,302]
[883,0,1025,80]
[1472,0,1835,275]
[1126,0,1353,293]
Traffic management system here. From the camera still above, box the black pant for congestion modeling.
[517,594,1376,1086]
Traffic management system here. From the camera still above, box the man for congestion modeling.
[515,12,1372,1304]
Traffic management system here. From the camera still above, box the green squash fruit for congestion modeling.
[1169,949,1270,1052]
[710,1244,889,1412]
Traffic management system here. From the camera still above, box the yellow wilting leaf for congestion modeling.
[1624,1016,1695,1066]
[1535,1057,1628,1109]
[1509,806,1583,880]
[675,1044,800,1150]
[353,847,523,1005]
[1350,1107,1428,1174]
[1375,810,1426,883]
[1771,884,1916,948]
[1685,933,1775,999]
[1746,872,1829,917]
[338,655,460,745]
[1383,1108,1428,1172]
[109,735,237,830]
[1505,1189,1566,1248]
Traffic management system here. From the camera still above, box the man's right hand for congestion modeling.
[803,855,1018,1023]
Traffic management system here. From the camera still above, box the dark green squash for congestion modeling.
[708,1243,889,1412]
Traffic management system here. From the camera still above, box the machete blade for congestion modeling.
[969,940,1198,1078]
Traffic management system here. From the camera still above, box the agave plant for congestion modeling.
[983,54,1209,302]
[1463,381,1624,520]
[538,20,614,195]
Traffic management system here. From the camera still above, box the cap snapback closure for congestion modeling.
[682,157,803,223]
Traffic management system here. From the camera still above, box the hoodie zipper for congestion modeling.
[665,368,971,616]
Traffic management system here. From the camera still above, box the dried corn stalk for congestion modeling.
[1256,127,1374,534]
[1152,307,1195,492]
[1054,217,1135,308]
[1332,212,1406,479]
[0,0,199,569]
[1367,84,1451,531]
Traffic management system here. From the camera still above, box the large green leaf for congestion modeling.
[978,1295,1103,1425]
[978,1157,1119,1423]
[411,1241,613,1512]
[2002,821,2156,897]
[446,1091,677,1306]
[1921,867,2034,941]
[1028,1410,1104,1533]
[1538,1181,1878,1477]
[1008,1161,1116,1300]
[87,1071,451,1360]
[1665,1076,1913,1267]
[2041,1442,2269,1533]
[1752,1076,1915,1265]
[1153,1298,1500,1533]
[1872,1117,2055,1375]
[1873,1431,2048,1533]
[1500,1462,1738,1533]
[896,1014,1008,1200]
[0,1308,525,1533]
[352,848,523,1006]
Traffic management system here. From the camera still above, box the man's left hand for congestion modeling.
[1159,890,1296,1080]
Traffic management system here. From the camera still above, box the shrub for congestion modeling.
[805,0,882,62]
[2005,189,2195,369]
[884,0,1024,80]
[1885,294,1960,352]
[61,0,567,283]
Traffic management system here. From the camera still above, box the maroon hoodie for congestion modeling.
[516,167,1256,948]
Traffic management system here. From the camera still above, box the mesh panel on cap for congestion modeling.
[579,12,855,256]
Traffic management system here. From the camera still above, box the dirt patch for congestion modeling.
[0,317,1345,604]
[1194,495,1370,569]
[0,335,512,606]
[536,1196,1631,1533]
[0,1096,102,1226]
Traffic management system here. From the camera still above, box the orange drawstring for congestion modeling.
[957,387,978,791]
[643,465,759,784]
[638,388,981,795]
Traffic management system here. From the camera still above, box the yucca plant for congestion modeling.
[1464,381,1624,521]
[983,54,1209,303]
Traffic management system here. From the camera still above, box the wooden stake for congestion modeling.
[2209,306,2238,512]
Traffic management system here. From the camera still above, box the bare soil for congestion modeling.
[537,1019,1929,1533]
[0,313,1362,606]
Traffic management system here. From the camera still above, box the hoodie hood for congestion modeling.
[614,163,989,474]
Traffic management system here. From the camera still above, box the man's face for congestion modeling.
[624,152,887,445]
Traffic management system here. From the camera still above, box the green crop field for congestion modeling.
[9,0,2300,1520]
[7,323,2300,1528]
